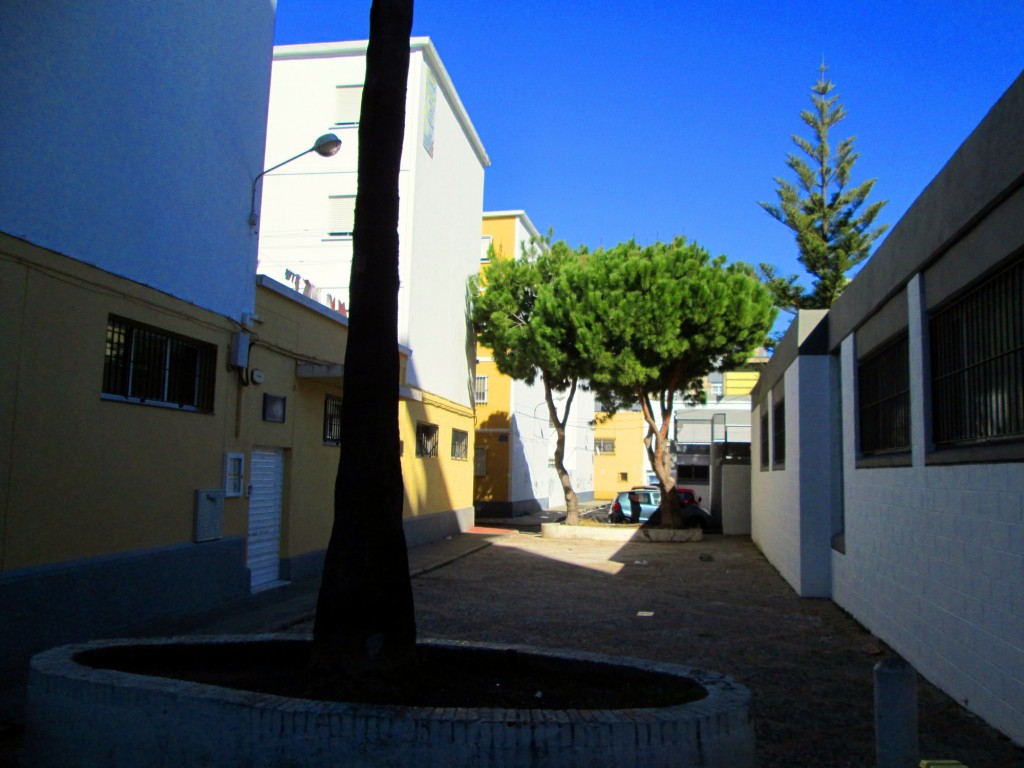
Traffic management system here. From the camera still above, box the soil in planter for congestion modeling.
[78,640,706,710]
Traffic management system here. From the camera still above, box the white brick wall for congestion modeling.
[833,400,1024,745]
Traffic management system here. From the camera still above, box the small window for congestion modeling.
[548,458,556,468]
[595,438,615,455]
[474,446,486,476]
[416,423,439,458]
[617,472,628,483]
[323,395,342,445]
[451,429,469,460]
[858,333,910,455]
[334,85,363,126]
[759,404,770,470]
[474,375,489,404]
[930,254,1024,447]
[677,465,710,481]
[772,394,786,468]
[327,195,355,238]
[102,315,216,412]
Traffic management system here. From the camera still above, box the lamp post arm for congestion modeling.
[249,146,315,228]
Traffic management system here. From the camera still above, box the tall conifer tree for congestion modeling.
[759,64,888,311]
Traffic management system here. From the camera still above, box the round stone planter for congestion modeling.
[26,635,753,767]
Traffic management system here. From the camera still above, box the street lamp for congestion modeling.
[249,133,342,228]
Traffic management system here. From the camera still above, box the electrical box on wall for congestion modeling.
[194,488,224,543]
[229,331,251,369]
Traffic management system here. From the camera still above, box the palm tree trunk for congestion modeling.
[311,0,416,695]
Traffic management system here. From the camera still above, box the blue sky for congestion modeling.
[275,1,1023,311]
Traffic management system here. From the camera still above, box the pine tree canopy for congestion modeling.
[759,65,889,312]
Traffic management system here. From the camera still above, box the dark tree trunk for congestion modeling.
[544,376,580,525]
[311,0,416,695]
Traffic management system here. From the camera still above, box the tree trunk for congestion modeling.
[639,388,683,528]
[312,0,416,696]
[544,376,580,525]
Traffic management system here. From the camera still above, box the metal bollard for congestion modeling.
[874,655,919,768]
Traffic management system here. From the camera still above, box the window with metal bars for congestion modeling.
[759,404,769,470]
[473,375,488,404]
[772,395,786,468]
[594,438,615,455]
[930,254,1024,447]
[416,422,439,458]
[102,316,216,412]
[451,429,469,460]
[858,333,910,455]
[323,395,342,445]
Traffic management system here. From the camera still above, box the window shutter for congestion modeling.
[335,85,363,126]
[327,195,355,237]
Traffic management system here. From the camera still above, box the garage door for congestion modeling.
[248,447,284,590]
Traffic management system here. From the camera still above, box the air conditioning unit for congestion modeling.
[194,488,224,542]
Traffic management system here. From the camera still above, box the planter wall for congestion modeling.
[27,635,753,767]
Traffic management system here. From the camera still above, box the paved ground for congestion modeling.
[2,519,1021,766]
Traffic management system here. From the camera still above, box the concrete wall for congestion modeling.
[0,3,275,322]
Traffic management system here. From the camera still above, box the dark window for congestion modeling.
[759,405,769,469]
[595,438,615,455]
[416,423,439,458]
[451,429,469,460]
[858,333,910,455]
[676,465,710,481]
[323,395,342,445]
[930,255,1024,447]
[772,395,786,468]
[103,316,216,412]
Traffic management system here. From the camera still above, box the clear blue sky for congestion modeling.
[275,1,1023,310]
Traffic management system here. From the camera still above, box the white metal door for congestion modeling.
[247,447,284,590]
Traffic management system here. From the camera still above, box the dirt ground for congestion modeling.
[382,533,1022,768]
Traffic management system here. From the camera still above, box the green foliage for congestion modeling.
[469,235,592,392]
[759,65,889,312]
[584,237,777,407]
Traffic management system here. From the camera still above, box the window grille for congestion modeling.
[772,396,786,467]
[327,195,356,238]
[323,395,342,445]
[103,316,216,412]
[474,446,486,476]
[474,375,488,404]
[858,333,910,455]
[595,438,615,455]
[759,405,770,469]
[416,423,439,458]
[451,429,469,460]
[930,254,1024,447]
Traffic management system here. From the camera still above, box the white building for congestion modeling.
[257,38,489,408]
[752,72,1024,745]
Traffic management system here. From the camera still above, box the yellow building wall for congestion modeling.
[481,216,519,262]
[725,370,760,395]
[0,235,237,569]
[400,395,476,518]
[593,411,647,500]
[1,235,474,575]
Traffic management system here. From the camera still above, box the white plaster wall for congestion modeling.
[751,357,835,597]
[404,53,486,407]
[509,378,552,506]
[0,3,276,321]
[259,42,485,408]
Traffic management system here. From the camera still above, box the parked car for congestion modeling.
[608,487,711,528]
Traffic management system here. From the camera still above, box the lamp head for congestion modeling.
[313,133,342,157]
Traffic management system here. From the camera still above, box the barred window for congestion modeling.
[103,316,216,412]
[931,255,1024,447]
[474,375,488,404]
[323,395,342,445]
[416,423,439,458]
[451,429,469,460]
[772,395,786,468]
[858,333,910,455]
[595,438,615,455]
[759,404,769,470]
